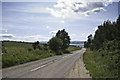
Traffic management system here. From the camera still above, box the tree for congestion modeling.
[85,16,120,50]
[32,41,40,50]
[84,34,93,48]
[56,29,70,50]
[48,37,62,52]
[88,34,92,43]
[116,15,120,40]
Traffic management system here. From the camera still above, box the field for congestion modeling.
[2,41,81,68]
[83,49,119,78]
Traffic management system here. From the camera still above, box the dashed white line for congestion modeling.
[30,64,47,72]
[31,54,74,72]
[30,59,58,72]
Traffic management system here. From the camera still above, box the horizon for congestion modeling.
[1,40,86,43]
[1,0,119,42]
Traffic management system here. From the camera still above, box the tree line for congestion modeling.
[84,15,120,50]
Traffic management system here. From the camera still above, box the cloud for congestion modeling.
[46,0,116,18]
[23,35,51,41]
[7,7,49,14]
[49,28,64,34]
[0,34,51,42]
[49,30,58,34]
[70,33,87,41]
[70,33,78,41]
[0,34,15,38]
[61,20,65,23]
[0,27,8,32]
[81,33,86,36]
[46,26,50,29]
[94,27,98,31]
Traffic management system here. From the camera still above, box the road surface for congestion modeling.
[2,48,86,78]
[65,50,91,78]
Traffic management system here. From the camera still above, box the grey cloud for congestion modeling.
[93,8,104,12]
[0,34,15,38]
[47,0,115,18]
[2,36,13,38]
[87,2,106,8]
[0,34,51,42]
[73,2,106,14]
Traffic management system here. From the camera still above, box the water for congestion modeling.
[70,43,84,47]
[40,41,84,47]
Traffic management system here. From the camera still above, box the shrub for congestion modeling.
[56,50,63,55]
[32,41,40,50]
[48,37,62,52]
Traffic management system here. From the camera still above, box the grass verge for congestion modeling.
[83,49,119,78]
[2,41,82,68]
[63,46,82,53]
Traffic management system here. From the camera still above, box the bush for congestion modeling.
[32,41,40,50]
[103,40,120,50]
[48,37,62,52]
[56,50,63,55]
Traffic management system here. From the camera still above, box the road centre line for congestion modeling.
[30,59,58,72]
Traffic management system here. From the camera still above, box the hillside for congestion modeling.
[2,41,81,68]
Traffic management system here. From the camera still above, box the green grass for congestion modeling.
[83,49,119,78]
[2,41,82,68]
[2,41,56,68]
[63,46,82,53]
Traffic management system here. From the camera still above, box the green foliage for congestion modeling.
[56,29,71,50]
[84,34,93,48]
[56,50,63,55]
[48,37,62,52]
[2,41,55,68]
[83,49,119,78]
[2,41,81,68]
[64,46,82,53]
[32,41,40,50]
[85,15,120,50]
[84,15,120,78]
[103,40,120,50]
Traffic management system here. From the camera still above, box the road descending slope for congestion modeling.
[3,48,87,78]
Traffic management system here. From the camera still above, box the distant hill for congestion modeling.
[70,41,85,44]
[40,41,86,44]
[1,40,85,44]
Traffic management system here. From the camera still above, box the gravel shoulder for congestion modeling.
[64,52,91,78]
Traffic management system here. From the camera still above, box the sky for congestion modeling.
[1,0,119,42]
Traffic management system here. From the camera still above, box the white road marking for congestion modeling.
[30,59,58,72]
[30,64,47,72]
[31,54,75,72]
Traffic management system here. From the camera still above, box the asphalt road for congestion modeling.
[2,48,86,78]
